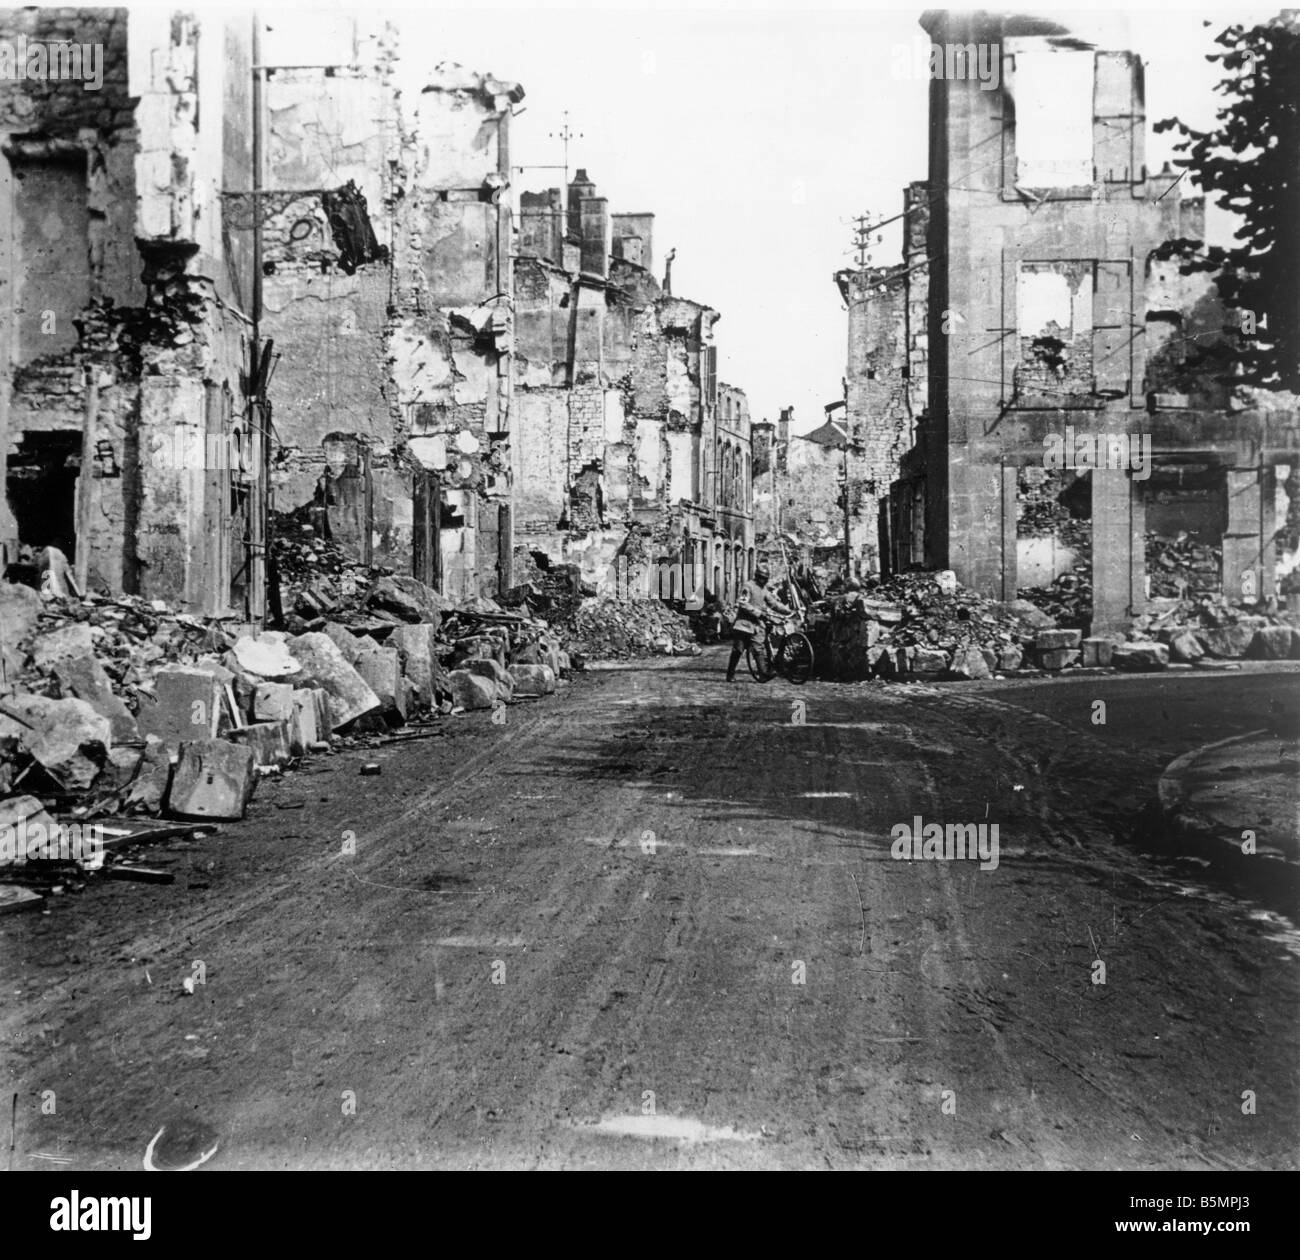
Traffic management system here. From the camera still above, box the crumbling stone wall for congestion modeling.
[2,8,253,613]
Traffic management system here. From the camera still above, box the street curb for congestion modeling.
[1156,728,1279,853]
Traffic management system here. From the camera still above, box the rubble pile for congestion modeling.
[1015,564,1093,631]
[812,570,1055,680]
[811,567,1300,680]
[271,510,390,626]
[0,560,574,880]
[1145,531,1222,599]
[558,595,700,660]
[1126,593,1300,665]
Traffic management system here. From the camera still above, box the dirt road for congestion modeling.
[3,651,1297,1169]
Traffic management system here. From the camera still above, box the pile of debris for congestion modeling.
[0,562,573,903]
[811,570,1055,680]
[1145,531,1222,599]
[557,595,700,660]
[810,567,1300,679]
[1015,564,1093,631]
[1126,593,1300,664]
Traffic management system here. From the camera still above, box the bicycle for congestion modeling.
[745,614,815,685]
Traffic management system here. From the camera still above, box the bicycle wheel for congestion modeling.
[746,642,773,682]
[779,632,815,685]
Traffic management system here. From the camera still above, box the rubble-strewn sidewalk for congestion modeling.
[0,557,573,896]
[1158,729,1300,866]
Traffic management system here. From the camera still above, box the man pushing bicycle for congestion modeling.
[726,565,796,683]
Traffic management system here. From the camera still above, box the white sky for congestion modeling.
[199,0,1271,433]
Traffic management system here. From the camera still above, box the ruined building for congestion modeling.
[1,7,256,614]
[255,26,522,603]
[512,171,755,605]
[861,11,1297,631]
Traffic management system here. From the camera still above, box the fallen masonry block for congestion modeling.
[354,647,406,722]
[167,738,256,821]
[390,623,440,706]
[253,682,296,723]
[54,655,138,743]
[1035,629,1082,652]
[1039,648,1080,671]
[911,647,949,676]
[1195,626,1255,659]
[322,622,365,666]
[1246,625,1297,661]
[30,621,95,670]
[1166,631,1205,663]
[947,645,991,680]
[137,666,223,752]
[231,631,302,679]
[228,720,294,767]
[288,633,381,729]
[508,664,555,697]
[0,581,42,685]
[0,693,111,790]
[451,635,506,668]
[446,670,497,710]
[464,657,514,701]
[1080,637,1120,668]
[1112,641,1170,671]
[996,645,1024,672]
[0,884,43,914]
[367,575,444,626]
[290,689,321,752]
[124,735,173,814]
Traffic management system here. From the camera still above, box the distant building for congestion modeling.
[513,170,755,605]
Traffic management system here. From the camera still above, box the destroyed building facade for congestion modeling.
[1,7,256,614]
[852,12,1297,631]
[512,170,755,604]
[256,23,522,605]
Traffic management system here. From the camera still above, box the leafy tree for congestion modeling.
[1154,12,1300,392]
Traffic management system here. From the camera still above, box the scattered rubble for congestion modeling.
[811,569,1300,681]
[554,595,700,660]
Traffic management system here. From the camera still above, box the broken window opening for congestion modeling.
[1013,48,1094,188]
[6,431,82,560]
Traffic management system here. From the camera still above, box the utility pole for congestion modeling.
[851,213,873,268]
[248,12,267,624]
[548,111,583,188]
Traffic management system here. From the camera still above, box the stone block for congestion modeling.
[996,645,1024,672]
[252,682,296,723]
[290,689,321,752]
[1035,629,1082,651]
[446,670,496,710]
[137,665,223,752]
[0,581,41,684]
[1167,631,1205,663]
[1196,626,1255,659]
[1080,637,1119,667]
[287,633,381,729]
[390,623,441,705]
[1112,641,1170,671]
[0,693,111,789]
[167,738,256,821]
[1038,648,1080,671]
[911,647,949,675]
[1247,625,1295,660]
[355,647,406,722]
[228,720,294,767]
[508,664,556,697]
[54,655,138,742]
[465,657,514,701]
[947,645,991,680]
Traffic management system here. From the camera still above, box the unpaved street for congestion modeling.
[3,653,1298,1170]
